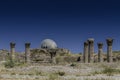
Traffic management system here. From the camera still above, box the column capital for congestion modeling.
[84,41,88,46]
[97,42,103,48]
[25,43,31,48]
[106,38,113,46]
[88,38,94,43]
[10,42,16,48]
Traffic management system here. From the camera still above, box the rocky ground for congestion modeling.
[0,62,120,80]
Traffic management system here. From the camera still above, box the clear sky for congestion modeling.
[0,0,120,53]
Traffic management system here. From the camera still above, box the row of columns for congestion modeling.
[10,42,31,63]
[83,38,113,63]
[10,42,57,64]
[9,38,113,63]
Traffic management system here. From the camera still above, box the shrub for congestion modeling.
[35,71,42,75]
[102,67,115,74]
[57,71,65,76]
[4,60,15,68]
[70,63,76,67]
[56,56,64,64]
[92,71,100,75]
[49,74,58,80]
[11,72,16,75]
[101,67,120,76]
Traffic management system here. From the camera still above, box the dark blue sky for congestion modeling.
[0,0,120,53]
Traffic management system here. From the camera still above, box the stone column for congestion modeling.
[48,49,57,64]
[97,42,103,62]
[83,41,88,63]
[10,42,16,61]
[88,38,94,63]
[25,43,31,63]
[106,38,113,62]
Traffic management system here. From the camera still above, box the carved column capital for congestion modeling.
[25,43,31,48]
[84,41,88,46]
[106,38,113,46]
[88,38,94,44]
[10,42,16,48]
[97,42,103,49]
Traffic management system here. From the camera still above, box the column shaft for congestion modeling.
[25,43,31,63]
[83,41,88,63]
[98,43,103,62]
[106,38,113,63]
[88,38,94,63]
[10,42,16,61]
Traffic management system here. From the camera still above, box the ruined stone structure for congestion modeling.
[0,38,118,64]
[0,49,8,61]
[10,42,16,61]
[106,38,113,62]
[83,41,88,63]
[97,42,103,62]
[41,39,57,64]
[48,49,57,64]
[88,38,94,63]
[25,43,31,63]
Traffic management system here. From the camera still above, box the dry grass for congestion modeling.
[0,62,120,80]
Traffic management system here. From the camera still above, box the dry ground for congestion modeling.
[0,62,120,80]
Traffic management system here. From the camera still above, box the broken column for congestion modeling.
[10,42,16,61]
[48,49,57,64]
[25,43,31,63]
[83,41,88,63]
[97,42,103,62]
[106,38,113,62]
[88,38,94,63]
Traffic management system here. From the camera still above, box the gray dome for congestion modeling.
[41,39,57,49]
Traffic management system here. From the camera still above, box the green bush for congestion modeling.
[35,71,42,75]
[57,71,65,76]
[4,60,15,68]
[49,74,58,80]
[70,63,76,67]
[101,67,120,76]
[11,72,16,75]
[102,67,115,74]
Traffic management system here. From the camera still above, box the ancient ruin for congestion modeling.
[88,38,94,63]
[10,42,16,61]
[106,38,113,62]
[83,41,88,63]
[0,38,119,64]
[25,43,31,63]
[97,42,103,62]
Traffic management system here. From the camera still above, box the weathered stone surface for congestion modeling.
[10,42,16,61]
[97,42,103,62]
[106,38,113,62]
[30,49,51,63]
[30,48,71,63]
[88,38,94,63]
[25,43,31,63]
[83,41,88,63]
[0,49,9,61]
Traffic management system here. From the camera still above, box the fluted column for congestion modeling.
[83,41,88,63]
[88,38,94,63]
[106,38,113,62]
[10,42,16,61]
[25,43,31,63]
[97,42,103,62]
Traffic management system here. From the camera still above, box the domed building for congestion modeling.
[41,39,57,49]
[30,38,72,63]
